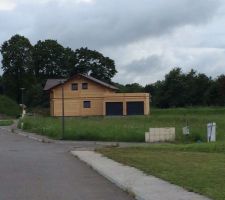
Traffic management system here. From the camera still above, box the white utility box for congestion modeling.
[182,126,190,135]
[207,122,216,142]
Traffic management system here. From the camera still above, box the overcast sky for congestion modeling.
[0,0,224,85]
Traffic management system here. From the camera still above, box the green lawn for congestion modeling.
[0,120,14,126]
[98,143,225,200]
[21,107,225,142]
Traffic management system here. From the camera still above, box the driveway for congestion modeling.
[0,128,133,200]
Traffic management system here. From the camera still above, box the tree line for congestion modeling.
[0,34,225,108]
[0,35,116,106]
[118,68,225,107]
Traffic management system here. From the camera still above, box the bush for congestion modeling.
[0,95,21,117]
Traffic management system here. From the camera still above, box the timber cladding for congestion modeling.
[45,74,150,116]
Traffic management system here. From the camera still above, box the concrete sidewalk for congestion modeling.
[71,150,211,200]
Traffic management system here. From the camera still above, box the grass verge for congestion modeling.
[0,120,14,126]
[98,143,225,200]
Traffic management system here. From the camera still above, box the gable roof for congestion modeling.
[43,79,66,91]
[43,74,118,91]
[79,74,118,90]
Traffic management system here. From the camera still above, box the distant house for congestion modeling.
[44,74,150,116]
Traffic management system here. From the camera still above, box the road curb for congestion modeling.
[14,129,52,143]
[0,126,53,143]
[71,150,211,200]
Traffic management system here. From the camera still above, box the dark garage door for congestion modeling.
[127,101,144,115]
[106,102,123,116]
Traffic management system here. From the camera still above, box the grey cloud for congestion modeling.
[0,0,224,81]
[0,0,221,49]
[113,47,225,85]
[114,55,171,84]
[183,49,225,77]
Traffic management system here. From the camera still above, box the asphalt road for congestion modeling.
[0,128,133,200]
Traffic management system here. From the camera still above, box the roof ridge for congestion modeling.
[44,74,118,91]
[78,73,118,90]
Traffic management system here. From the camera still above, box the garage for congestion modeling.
[127,101,144,115]
[106,102,123,116]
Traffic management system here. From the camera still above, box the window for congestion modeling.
[82,83,88,89]
[83,101,91,108]
[71,83,78,90]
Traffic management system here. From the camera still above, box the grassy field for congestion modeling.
[0,120,14,126]
[98,143,225,200]
[21,107,225,142]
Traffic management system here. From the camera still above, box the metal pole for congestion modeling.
[21,89,23,105]
[61,81,65,140]
[20,88,25,105]
[20,88,25,118]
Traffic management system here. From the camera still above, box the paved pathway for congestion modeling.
[0,127,133,200]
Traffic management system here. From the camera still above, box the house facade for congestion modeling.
[44,74,150,116]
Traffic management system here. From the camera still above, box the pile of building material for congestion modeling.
[145,127,175,143]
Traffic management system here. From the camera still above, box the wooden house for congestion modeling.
[44,74,150,116]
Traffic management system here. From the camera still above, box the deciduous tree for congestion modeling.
[1,34,34,103]
[33,40,69,81]
[70,47,117,83]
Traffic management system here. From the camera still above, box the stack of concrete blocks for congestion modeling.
[145,128,175,143]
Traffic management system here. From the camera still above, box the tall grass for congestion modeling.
[22,107,225,142]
